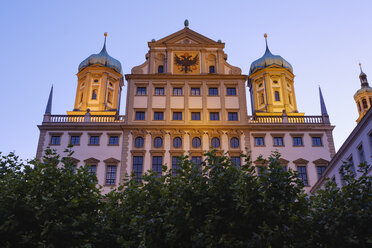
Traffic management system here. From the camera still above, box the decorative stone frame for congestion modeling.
[271,133,285,147]
[309,133,324,147]
[133,135,145,149]
[227,133,241,150]
[83,157,99,176]
[62,157,80,167]
[151,134,164,150]
[190,135,203,150]
[104,157,120,186]
[68,132,82,146]
[107,132,122,146]
[290,133,304,147]
[251,133,266,147]
[209,135,221,149]
[312,158,329,166]
[88,132,102,146]
[49,132,63,146]
[278,158,289,171]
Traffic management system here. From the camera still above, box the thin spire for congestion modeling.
[318,86,328,115]
[45,85,53,114]
[359,62,363,73]
[100,32,108,54]
[358,62,369,87]
[263,33,272,55]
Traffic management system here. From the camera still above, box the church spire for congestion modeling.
[318,86,328,115]
[45,85,53,114]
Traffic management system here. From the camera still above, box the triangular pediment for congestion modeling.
[84,157,100,164]
[150,28,223,47]
[313,158,329,166]
[293,158,309,165]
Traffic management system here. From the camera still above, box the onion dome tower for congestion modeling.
[248,34,302,116]
[354,63,372,123]
[68,33,124,116]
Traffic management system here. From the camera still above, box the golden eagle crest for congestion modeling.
[174,53,199,73]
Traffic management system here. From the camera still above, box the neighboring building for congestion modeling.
[311,65,372,193]
[36,21,335,194]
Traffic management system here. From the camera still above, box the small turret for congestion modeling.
[43,85,53,122]
[354,63,372,123]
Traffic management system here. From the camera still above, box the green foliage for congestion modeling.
[0,148,371,247]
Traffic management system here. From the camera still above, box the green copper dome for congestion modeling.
[249,36,293,75]
[78,34,122,73]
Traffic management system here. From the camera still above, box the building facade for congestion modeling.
[37,22,335,194]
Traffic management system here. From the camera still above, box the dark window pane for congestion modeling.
[173,137,182,148]
[153,137,163,148]
[293,137,303,146]
[191,88,200,96]
[192,137,201,148]
[297,166,308,186]
[155,87,164,95]
[106,165,117,185]
[192,156,202,169]
[51,136,60,145]
[152,156,162,177]
[316,166,326,179]
[137,87,147,96]
[158,65,164,73]
[70,136,80,145]
[109,136,119,145]
[230,137,239,148]
[231,156,241,167]
[312,137,322,146]
[209,66,215,73]
[133,156,143,182]
[135,137,144,148]
[210,112,219,121]
[226,88,236,96]
[173,88,183,96]
[211,137,220,148]
[275,91,280,101]
[273,137,283,146]
[154,112,164,120]
[209,88,218,96]
[90,136,99,145]
[173,112,182,120]
[191,112,201,120]
[88,165,96,176]
[135,111,145,120]
[172,156,181,176]
[228,112,238,121]
[254,137,264,146]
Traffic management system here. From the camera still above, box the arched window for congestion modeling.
[134,137,144,148]
[260,93,265,105]
[107,92,112,103]
[275,91,280,101]
[211,137,220,148]
[153,137,163,148]
[92,90,97,100]
[158,65,164,73]
[209,66,215,73]
[173,137,182,148]
[230,137,239,148]
[362,99,368,109]
[192,137,201,148]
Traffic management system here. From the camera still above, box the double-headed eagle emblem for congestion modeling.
[174,53,199,73]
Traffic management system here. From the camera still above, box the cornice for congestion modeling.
[125,74,248,81]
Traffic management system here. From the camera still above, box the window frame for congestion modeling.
[228,112,238,121]
[211,137,220,148]
[226,87,237,96]
[191,112,201,121]
[136,87,147,96]
[173,87,183,96]
[132,156,143,182]
[209,112,220,121]
[208,87,219,96]
[135,111,145,121]
[273,137,284,147]
[134,136,144,148]
[192,137,202,148]
[152,156,163,177]
[297,165,309,186]
[190,87,201,96]
[173,137,182,149]
[154,87,165,96]
[154,111,164,121]
[173,112,183,121]
[230,137,240,149]
[153,137,163,148]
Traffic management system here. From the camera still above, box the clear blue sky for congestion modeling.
[1,0,371,160]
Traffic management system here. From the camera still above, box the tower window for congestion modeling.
[210,112,220,121]
[273,80,278,84]
[358,101,362,112]
[191,112,201,120]
[362,99,368,109]
[158,65,164,73]
[260,93,265,105]
[230,137,239,148]
[209,66,215,73]
[209,88,218,96]
[173,87,183,96]
[155,87,164,96]
[211,137,220,148]
[190,88,200,96]
[153,137,163,148]
[137,87,147,96]
[134,137,144,148]
[227,87,236,96]
[192,137,201,148]
[275,91,280,101]
[92,90,97,100]
[106,165,117,185]
[173,137,182,148]
[107,92,112,103]
[94,79,99,83]
[154,112,164,120]
[135,111,145,120]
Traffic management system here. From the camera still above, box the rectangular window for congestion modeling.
[231,156,241,167]
[152,156,162,178]
[191,156,202,169]
[273,137,284,146]
[191,112,201,120]
[209,88,218,96]
[358,144,366,163]
[51,136,61,145]
[297,166,308,186]
[190,88,200,96]
[154,112,164,120]
[135,111,145,120]
[109,136,119,145]
[254,137,265,146]
[154,87,164,96]
[347,155,356,173]
[172,156,181,176]
[257,166,265,176]
[70,136,80,145]
[136,87,147,96]
[133,156,143,182]
[293,137,303,146]
[88,165,97,176]
[105,165,117,185]
[210,112,220,121]
[173,88,183,96]
[89,136,99,145]
[228,112,238,121]
[282,166,287,172]
[316,166,326,179]
[312,137,322,146]
[173,112,182,120]
[227,87,237,96]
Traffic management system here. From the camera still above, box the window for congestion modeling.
[254,137,264,146]
[230,137,239,148]
[231,156,241,167]
[209,88,218,96]
[273,137,284,146]
[173,112,182,120]
[297,166,308,186]
[227,87,236,96]
[152,156,162,177]
[316,166,326,179]
[153,137,163,148]
[192,137,201,148]
[260,93,265,105]
[135,137,144,148]
[257,166,266,176]
[80,93,83,103]
[192,156,202,168]
[288,94,292,104]
[312,137,322,146]
[362,99,368,109]
[190,88,200,96]
[228,112,238,121]
[70,136,80,145]
[173,137,182,148]
[51,136,61,145]
[275,91,280,101]
[107,92,112,103]
[211,137,220,148]
[347,155,356,173]
[273,80,278,84]
[173,87,183,96]
[293,137,303,146]
[133,156,143,182]
[92,90,97,100]
[172,156,181,176]
[88,165,97,176]
[358,144,366,163]
[106,165,117,185]
[158,65,164,73]
[358,101,362,112]
[154,87,164,95]
[154,112,164,120]
[209,65,215,73]
[137,87,147,95]
[282,166,287,172]
[109,136,119,145]
[191,112,201,120]
[89,136,99,145]
[135,111,145,120]
[210,112,219,121]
